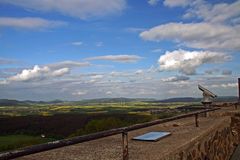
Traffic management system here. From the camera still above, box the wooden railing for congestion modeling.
[0,108,220,160]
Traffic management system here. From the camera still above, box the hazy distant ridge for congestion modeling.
[0,96,238,106]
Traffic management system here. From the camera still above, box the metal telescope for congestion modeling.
[198,84,217,107]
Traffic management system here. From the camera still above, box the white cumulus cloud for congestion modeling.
[8,65,69,82]
[159,49,231,75]
[140,22,240,51]
[3,61,90,83]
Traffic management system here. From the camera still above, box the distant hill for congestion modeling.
[215,96,238,102]
[157,97,200,103]
[0,99,64,106]
[0,96,238,106]
[0,99,28,106]
[0,98,154,106]
[155,96,238,103]
[72,98,155,104]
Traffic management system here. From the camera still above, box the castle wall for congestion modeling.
[165,113,240,160]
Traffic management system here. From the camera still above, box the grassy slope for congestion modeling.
[0,135,54,152]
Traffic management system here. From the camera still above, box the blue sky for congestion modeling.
[0,0,239,100]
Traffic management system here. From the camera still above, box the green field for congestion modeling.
[0,101,191,117]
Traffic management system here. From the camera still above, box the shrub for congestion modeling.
[70,117,127,136]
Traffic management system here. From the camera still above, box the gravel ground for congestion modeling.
[17,110,231,160]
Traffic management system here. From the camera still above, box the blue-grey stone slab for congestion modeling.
[133,131,171,141]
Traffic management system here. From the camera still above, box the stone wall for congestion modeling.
[231,113,240,145]
[166,113,240,160]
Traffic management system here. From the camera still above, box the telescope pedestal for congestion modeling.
[202,102,212,117]
[202,102,212,108]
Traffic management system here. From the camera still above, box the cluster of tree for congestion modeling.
[0,113,152,139]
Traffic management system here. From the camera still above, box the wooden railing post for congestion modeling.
[122,132,128,160]
[234,103,238,110]
[195,114,199,127]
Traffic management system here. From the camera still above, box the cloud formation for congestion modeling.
[161,75,189,82]
[2,61,90,83]
[90,74,104,83]
[142,1,240,52]
[0,65,237,100]
[163,0,190,7]
[222,70,232,75]
[1,0,126,19]
[71,41,83,46]
[0,58,16,65]
[151,48,162,53]
[204,68,232,76]
[48,61,90,69]
[85,55,142,63]
[135,69,144,75]
[106,91,112,95]
[159,49,231,75]
[8,65,69,82]
[140,22,240,51]
[204,68,220,75]
[182,0,240,24]
[164,0,240,24]
[125,27,146,33]
[96,42,103,47]
[0,17,67,29]
[210,83,237,88]
[148,0,159,6]
[72,91,87,96]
